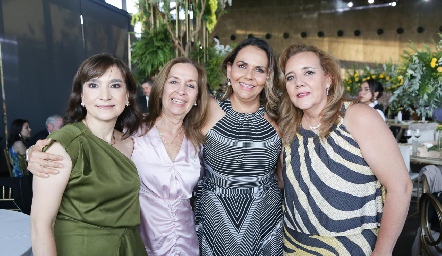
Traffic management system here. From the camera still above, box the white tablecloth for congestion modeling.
[0,209,33,255]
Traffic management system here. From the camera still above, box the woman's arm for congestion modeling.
[201,97,225,136]
[275,150,284,189]
[345,104,412,256]
[31,142,72,256]
[27,139,64,178]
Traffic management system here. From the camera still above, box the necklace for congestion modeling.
[156,125,183,145]
[305,118,321,133]
[83,119,116,145]
[163,112,181,125]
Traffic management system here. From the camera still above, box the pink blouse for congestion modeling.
[131,126,201,256]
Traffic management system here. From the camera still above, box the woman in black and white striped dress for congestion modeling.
[278,44,412,255]
[194,37,283,256]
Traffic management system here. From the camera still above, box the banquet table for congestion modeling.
[0,209,33,255]
[410,141,442,166]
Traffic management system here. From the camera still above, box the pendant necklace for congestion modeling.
[83,119,116,145]
[163,112,181,125]
[156,125,183,145]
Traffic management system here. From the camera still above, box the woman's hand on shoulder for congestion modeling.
[27,138,64,178]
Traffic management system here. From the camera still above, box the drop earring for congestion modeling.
[326,87,330,96]
[126,102,130,107]
[81,96,85,107]
[227,79,231,86]
[194,102,197,106]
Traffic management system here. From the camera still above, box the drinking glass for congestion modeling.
[403,129,412,141]
[413,129,421,140]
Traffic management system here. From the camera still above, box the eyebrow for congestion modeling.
[284,66,317,77]
[168,76,197,83]
[87,78,123,83]
[236,60,268,70]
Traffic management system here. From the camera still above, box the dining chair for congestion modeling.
[3,149,13,177]
[0,180,21,211]
[398,144,421,205]
[419,192,442,255]
[17,154,29,176]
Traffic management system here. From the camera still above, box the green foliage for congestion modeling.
[189,42,232,91]
[205,0,218,33]
[343,62,405,98]
[131,25,173,83]
[389,33,442,118]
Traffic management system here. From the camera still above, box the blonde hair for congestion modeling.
[278,44,346,145]
[142,57,210,150]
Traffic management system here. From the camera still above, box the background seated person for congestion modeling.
[358,79,385,121]
[29,114,63,146]
[7,119,31,177]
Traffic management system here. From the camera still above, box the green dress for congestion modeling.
[47,122,147,256]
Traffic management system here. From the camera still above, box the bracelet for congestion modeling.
[25,145,34,162]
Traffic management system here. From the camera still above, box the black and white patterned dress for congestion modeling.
[194,98,283,256]
[283,102,383,255]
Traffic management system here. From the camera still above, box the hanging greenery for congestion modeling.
[132,0,230,57]
[131,24,173,81]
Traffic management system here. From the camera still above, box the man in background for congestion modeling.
[136,77,153,114]
[29,114,63,145]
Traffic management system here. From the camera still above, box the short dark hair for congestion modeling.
[141,77,154,85]
[7,119,29,148]
[64,53,142,138]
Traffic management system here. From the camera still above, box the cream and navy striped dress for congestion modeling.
[283,104,384,255]
[195,98,283,256]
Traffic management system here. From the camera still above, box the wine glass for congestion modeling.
[413,129,421,140]
[403,129,412,141]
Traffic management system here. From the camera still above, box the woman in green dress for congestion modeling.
[30,53,147,256]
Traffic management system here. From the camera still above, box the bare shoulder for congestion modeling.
[264,113,281,137]
[115,131,134,158]
[45,142,72,171]
[13,141,27,155]
[344,103,384,129]
[201,97,225,135]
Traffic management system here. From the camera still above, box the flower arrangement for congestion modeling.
[343,63,404,97]
[389,33,442,119]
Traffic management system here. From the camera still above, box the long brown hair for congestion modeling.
[278,44,346,145]
[142,57,209,150]
[64,53,142,138]
[221,37,281,120]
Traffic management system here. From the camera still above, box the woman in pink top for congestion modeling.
[131,57,209,255]
[27,57,210,255]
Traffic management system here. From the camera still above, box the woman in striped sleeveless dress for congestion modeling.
[277,44,412,255]
[194,37,283,255]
